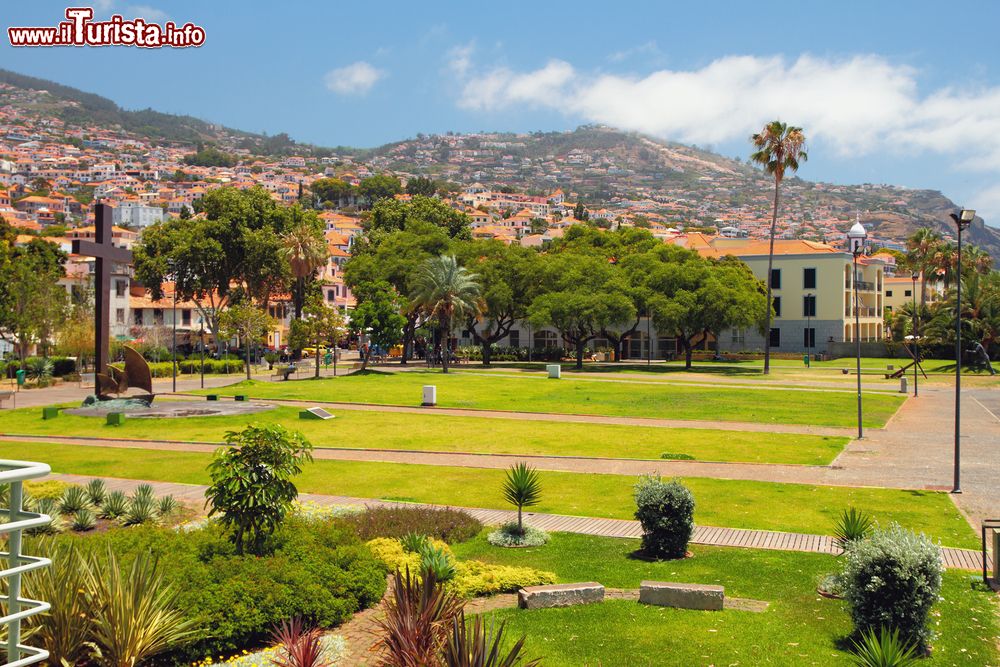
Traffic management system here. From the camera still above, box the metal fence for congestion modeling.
[0,460,52,667]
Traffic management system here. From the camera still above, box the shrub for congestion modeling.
[72,508,97,531]
[206,424,313,555]
[51,356,77,377]
[101,491,128,519]
[375,567,465,665]
[86,479,107,506]
[39,515,385,663]
[131,483,155,502]
[502,462,541,535]
[836,507,875,549]
[487,522,549,548]
[633,476,695,559]
[60,485,90,515]
[840,524,943,651]
[25,479,72,501]
[157,495,178,516]
[444,610,540,667]
[28,498,65,535]
[850,626,919,667]
[269,618,330,667]
[339,506,483,543]
[22,541,92,666]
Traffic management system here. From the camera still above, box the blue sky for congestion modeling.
[4,1,1000,223]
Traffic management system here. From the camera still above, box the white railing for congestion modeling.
[0,460,52,667]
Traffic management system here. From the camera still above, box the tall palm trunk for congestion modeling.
[440,315,450,374]
[763,178,780,375]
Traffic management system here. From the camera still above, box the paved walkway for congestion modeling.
[45,473,990,572]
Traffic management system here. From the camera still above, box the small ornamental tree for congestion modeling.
[634,476,695,559]
[840,524,943,652]
[205,424,314,555]
[502,462,541,536]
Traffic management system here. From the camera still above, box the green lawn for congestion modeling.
[0,406,847,465]
[202,371,905,428]
[452,532,999,666]
[1,440,976,548]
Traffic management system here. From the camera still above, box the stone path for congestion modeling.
[45,473,990,572]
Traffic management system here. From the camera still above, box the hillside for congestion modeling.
[1,69,998,257]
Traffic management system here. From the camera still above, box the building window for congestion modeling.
[533,330,559,349]
[904,289,912,297]
[115,279,126,297]
[803,294,816,317]
[508,330,520,348]
[770,269,781,289]
[886,290,893,297]
[769,328,780,348]
[731,328,745,345]
[182,309,191,326]
[327,290,335,301]
[803,268,816,290]
[773,297,782,318]
[153,308,163,325]
[115,308,125,324]
[803,327,815,349]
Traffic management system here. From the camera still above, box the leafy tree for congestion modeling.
[290,294,346,377]
[205,425,313,555]
[134,186,288,349]
[405,176,437,197]
[218,300,275,379]
[358,174,402,205]
[365,196,471,241]
[0,238,68,362]
[572,201,589,221]
[281,210,328,325]
[182,146,237,167]
[455,241,541,366]
[310,178,355,208]
[178,204,192,220]
[350,281,406,371]
[409,256,482,374]
[750,120,807,374]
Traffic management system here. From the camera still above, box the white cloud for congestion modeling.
[447,42,475,78]
[608,40,662,64]
[127,5,169,22]
[454,52,1000,172]
[324,62,386,96]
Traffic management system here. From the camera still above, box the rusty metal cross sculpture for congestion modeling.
[71,203,132,378]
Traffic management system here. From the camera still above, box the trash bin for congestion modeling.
[803,354,810,367]
[15,369,25,386]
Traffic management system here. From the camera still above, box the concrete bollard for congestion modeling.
[547,364,561,379]
[422,385,437,406]
[900,376,908,394]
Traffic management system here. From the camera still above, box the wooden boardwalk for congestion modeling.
[49,473,992,573]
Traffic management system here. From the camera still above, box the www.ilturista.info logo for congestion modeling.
[8,7,205,48]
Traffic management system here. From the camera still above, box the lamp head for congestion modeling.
[950,209,975,229]
[911,271,919,281]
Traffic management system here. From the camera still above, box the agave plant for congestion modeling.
[851,627,919,667]
[374,567,465,664]
[157,495,178,516]
[25,357,54,384]
[72,507,97,532]
[401,532,431,554]
[420,545,456,583]
[22,541,93,666]
[100,491,128,519]
[27,497,64,535]
[270,617,331,667]
[121,495,158,526]
[443,611,540,667]
[86,479,108,506]
[501,462,541,536]
[60,485,90,515]
[835,507,874,550]
[85,547,194,667]
[131,483,155,502]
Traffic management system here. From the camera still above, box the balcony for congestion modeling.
[845,306,879,318]
[844,279,877,292]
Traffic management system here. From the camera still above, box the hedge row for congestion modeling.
[1,357,77,379]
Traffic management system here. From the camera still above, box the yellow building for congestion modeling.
[681,236,888,352]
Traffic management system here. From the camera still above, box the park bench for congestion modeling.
[0,390,13,409]
[518,582,605,609]
[272,365,297,381]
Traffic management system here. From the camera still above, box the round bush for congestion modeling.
[633,476,695,559]
[487,522,549,548]
[840,524,943,651]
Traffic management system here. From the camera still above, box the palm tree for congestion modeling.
[905,228,942,304]
[502,462,542,536]
[281,218,328,321]
[750,121,807,374]
[409,255,482,373]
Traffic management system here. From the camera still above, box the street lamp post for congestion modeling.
[171,281,178,393]
[948,208,975,494]
[199,318,205,390]
[805,292,813,366]
[911,271,919,398]
[847,221,867,440]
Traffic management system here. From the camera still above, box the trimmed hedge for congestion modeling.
[37,515,386,662]
[143,359,245,377]
[634,476,695,560]
[2,357,77,378]
[339,506,483,544]
[840,524,943,651]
